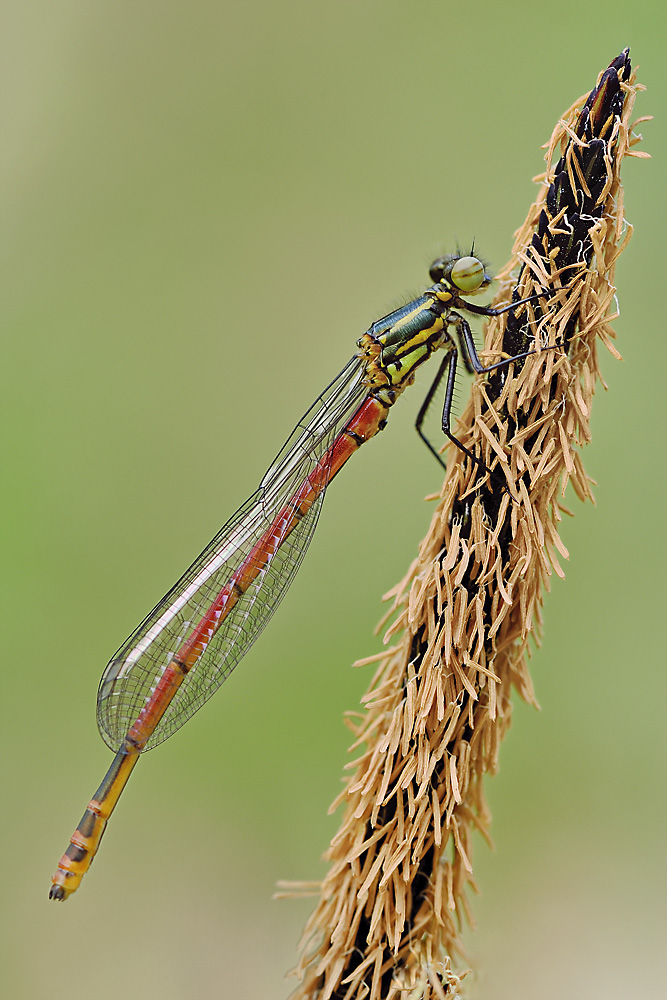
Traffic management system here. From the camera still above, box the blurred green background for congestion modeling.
[2,2,665,998]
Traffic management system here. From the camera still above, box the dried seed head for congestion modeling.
[289,50,642,1000]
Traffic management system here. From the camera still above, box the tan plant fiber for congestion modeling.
[286,54,646,999]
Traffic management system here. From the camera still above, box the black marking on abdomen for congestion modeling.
[65,843,88,863]
[78,810,97,838]
[344,429,366,446]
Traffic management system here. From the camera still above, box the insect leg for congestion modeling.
[456,313,559,375]
[415,349,454,471]
[437,341,505,486]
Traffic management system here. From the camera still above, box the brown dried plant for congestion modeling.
[286,51,646,999]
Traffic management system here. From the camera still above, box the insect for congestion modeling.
[50,252,546,901]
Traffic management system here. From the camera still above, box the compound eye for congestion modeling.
[450,256,485,293]
[428,256,447,284]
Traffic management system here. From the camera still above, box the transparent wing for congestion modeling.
[97,356,369,751]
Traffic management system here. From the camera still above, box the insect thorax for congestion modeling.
[358,291,453,403]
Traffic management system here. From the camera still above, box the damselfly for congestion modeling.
[50,252,546,901]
